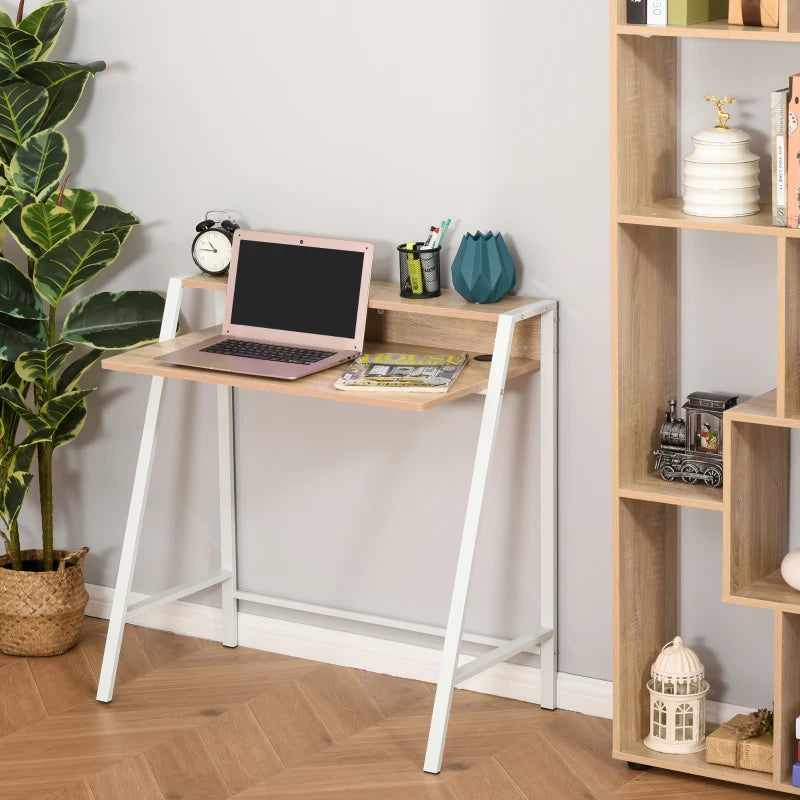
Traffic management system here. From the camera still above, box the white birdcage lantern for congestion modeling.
[644,636,710,754]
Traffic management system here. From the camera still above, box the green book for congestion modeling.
[668,0,728,25]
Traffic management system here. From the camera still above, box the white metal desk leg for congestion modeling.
[539,306,558,710]
[423,314,516,774]
[215,292,238,647]
[96,277,184,703]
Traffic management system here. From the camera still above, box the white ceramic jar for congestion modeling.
[683,126,760,217]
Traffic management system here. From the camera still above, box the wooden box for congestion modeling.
[706,717,774,773]
[728,0,779,27]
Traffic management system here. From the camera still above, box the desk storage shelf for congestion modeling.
[96,272,558,775]
[612,0,800,793]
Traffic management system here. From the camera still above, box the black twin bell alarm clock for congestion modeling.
[191,213,240,275]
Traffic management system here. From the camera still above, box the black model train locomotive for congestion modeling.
[653,392,738,488]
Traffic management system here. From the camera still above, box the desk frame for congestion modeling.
[95,274,558,774]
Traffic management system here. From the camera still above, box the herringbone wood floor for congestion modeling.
[0,618,780,799]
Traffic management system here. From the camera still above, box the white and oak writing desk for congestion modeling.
[95,274,558,774]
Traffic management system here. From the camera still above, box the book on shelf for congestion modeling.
[667,0,727,25]
[647,0,668,25]
[334,352,468,393]
[772,87,789,227]
[627,0,646,24]
[788,74,800,228]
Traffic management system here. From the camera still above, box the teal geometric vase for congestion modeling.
[451,231,516,303]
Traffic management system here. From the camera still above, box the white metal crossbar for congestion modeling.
[95,277,558,777]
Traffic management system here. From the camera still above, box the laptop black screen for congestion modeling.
[230,240,365,339]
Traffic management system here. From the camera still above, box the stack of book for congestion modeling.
[628,0,778,27]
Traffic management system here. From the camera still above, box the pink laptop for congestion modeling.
[158,229,374,380]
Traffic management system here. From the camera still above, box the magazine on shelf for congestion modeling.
[334,352,468,393]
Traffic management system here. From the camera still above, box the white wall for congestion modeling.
[37,0,793,703]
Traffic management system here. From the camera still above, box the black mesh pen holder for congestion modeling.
[397,243,441,298]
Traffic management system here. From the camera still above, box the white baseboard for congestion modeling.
[86,584,752,725]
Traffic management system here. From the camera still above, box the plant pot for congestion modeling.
[0,548,89,656]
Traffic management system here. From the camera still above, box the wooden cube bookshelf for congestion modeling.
[611,0,800,793]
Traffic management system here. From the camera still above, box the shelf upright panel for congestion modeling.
[611,8,680,757]
[779,238,800,418]
[614,499,678,753]
[723,417,790,606]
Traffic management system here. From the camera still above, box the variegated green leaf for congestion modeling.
[63,61,105,75]
[0,27,40,72]
[0,441,35,477]
[40,387,92,427]
[21,202,74,250]
[0,135,16,167]
[52,399,86,448]
[0,66,17,86]
[18,1,67,59]
[0,193,20,223]
[55,348,101,393]
[0,383,32,417]
[34,230,119,307]
[0,365,24,448]
[4,186,41,258]
[38,387,93,449]
[62,291,165,349]
[0,314,46,360]
[0,11,14,28]
[0,82,47,144]
[2,469,33,527]
[15,341,73,387]
[51,188,96,229]
[0,256,44,319]
[17,60,91,129]
[84,205,140,246]
[9,129,68,199]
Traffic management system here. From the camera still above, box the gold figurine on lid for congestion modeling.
[703,94,738,129]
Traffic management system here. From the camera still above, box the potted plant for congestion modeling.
[0,0,165,656]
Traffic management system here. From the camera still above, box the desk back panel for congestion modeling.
[364,309,540,360]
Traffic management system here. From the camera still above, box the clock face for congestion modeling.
[192,229,233,274]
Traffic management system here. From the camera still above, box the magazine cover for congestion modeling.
[334,352,468,392]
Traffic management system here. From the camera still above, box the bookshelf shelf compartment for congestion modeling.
[616,739,780,791]
[619,199,800,237]
[615,21,800,42]
[727,569,800,614]
[618,473,723,511]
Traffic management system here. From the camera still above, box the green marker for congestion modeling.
[406,241,424,294]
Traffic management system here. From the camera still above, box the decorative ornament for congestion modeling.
[781,548,800,591]
[682,95,760,218]
[644,636,709,754]
[450,231,516,304]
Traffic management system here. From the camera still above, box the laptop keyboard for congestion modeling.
[201,339,336,365]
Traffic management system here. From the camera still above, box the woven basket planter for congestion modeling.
[0,548,89,656]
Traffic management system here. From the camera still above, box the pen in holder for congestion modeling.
[397,242,441,298]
